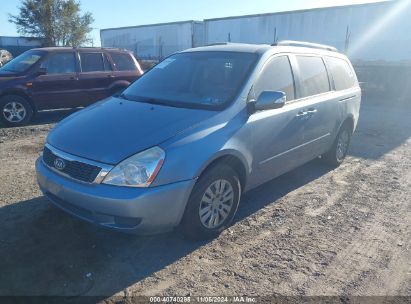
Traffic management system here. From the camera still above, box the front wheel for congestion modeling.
[180,164,241,240]
[322,123,352,166]
[0,95,33,127]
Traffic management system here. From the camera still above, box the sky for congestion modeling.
[0,0,389,46]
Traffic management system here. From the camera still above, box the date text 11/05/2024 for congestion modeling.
[149,296,257,303]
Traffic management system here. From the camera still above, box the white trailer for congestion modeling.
[100,20,204,60]
[204,1,411,63]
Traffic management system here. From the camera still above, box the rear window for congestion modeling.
[80,53,105,72]
[110,53,136,71]
[296,56,330,97]
[326,56,357,90]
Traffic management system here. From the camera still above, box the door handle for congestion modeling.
[306,108,317,114]
[107,75,115,78]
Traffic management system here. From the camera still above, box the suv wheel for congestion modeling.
[180,164,241,240]
[322,123,352,166]
[0,95,33,127]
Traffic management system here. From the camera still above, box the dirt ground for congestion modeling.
[0,103,410,301]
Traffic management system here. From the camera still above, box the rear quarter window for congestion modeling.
[296,55,330,97]
[326,56,357,90]
[110,53,137,71]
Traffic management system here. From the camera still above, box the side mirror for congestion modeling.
[252,91,286,112]
[36,67,47,76]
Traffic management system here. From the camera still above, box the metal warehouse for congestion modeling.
[100,1,411,101]
[100,20,204,60]
[204,1,411,63]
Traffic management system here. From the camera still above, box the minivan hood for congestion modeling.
[48,97,216,164]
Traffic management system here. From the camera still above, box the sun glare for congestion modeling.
[348,0,411,56]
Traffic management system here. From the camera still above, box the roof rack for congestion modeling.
[272,40,338,52]
[205,42,231,46]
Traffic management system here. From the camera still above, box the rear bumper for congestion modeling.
[35,157,195,234]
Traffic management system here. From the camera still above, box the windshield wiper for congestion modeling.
[118,93,184,108]
[124,95,181,108]
[118,93,130,100]
[141,98,176,107]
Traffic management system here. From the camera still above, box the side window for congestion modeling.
[326,57,356,90]
[41,52,76,74]
[252,55,295,101]
[296,56,330,97]
[80,53,105,72]
[110,53,137,71]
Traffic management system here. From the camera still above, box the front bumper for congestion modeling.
[35,157,195,234]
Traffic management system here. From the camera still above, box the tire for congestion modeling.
[322,122,352,166]
[0,95,34,127]
[180,164,241,240]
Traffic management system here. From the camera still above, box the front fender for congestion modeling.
[152,110,253,188]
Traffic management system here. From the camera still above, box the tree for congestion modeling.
[9,0,94,47]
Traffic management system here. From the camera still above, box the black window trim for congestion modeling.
[78,51,110,73]
[103,52,114,71]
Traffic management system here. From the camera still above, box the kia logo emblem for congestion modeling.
[54,158,66,170]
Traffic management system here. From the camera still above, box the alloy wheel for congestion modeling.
[2,101,26,123]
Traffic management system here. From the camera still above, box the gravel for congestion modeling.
[0,103,409,298]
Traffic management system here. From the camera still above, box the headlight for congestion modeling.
[102,146,165,187]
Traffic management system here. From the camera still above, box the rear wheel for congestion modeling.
[0,95,33,127]
[180,164,241,240]
[322,122,352,166]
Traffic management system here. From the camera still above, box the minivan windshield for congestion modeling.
[121,51,257,110]
[1,50,45,73]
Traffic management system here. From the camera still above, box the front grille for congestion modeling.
[43,146,101,183]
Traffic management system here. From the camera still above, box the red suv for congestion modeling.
[0,47,143,126]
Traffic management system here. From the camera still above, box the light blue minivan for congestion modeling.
[36,41,361,239]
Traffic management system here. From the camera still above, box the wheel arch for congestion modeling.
[339,115,355,134]
[0,90,36,112]
[108,80,130,94]
[195,151,249,192]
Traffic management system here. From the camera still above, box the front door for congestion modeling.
[248,55,308,188]
[31,51,81,110]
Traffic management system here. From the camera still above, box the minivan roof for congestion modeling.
[182,42,344,57]
[30,46,131,53]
